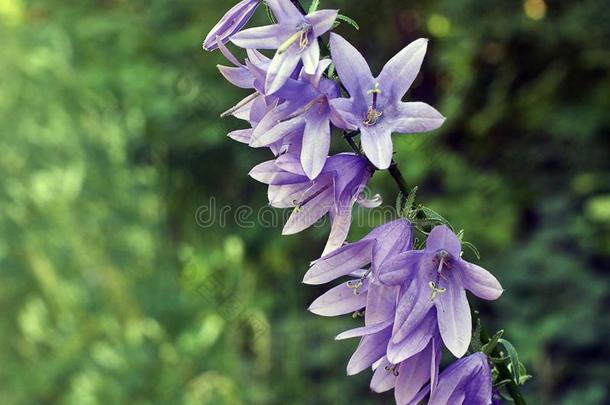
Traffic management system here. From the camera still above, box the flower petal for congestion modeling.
[459,261,503,300]
[377,38,428,102]
[266,45,303,95]
[387,309,436,364]
[266,0,302,21]
[249,160,308,185]
[392,276,434,344]
[218,65,255,89]
[308,9,339,37]
[301,111,330,179]
[303,239,374,285]
[323,205,353,256]
[282,180,334,235]
[361,125,393,170]
[329,33,373,103]
[394,339,438,405]
[435,274,472,358]
[370,358,397,393]
[379,251,424,286]
[329,98,360,130]
[301,39,320,75]
[371,219,412,275]
[391,102,446,134]
[336,319,393,340]
[227,128,252,144]
[230,23,292,49]
[308,278,369,317]
[425,225,462,257]
[346,327,391,376]
[365,281,399,325]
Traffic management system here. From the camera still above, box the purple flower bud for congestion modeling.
[203,0,260,51]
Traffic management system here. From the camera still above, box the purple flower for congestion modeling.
[250,153,379,254]
[303,219,412,284]
[249,59,340,179]
[380,225,503,358]
[371,338,442,405]
[427,352,493,405]
[329,33,446,170]
[231,0,338,94]
[203,0,260,51]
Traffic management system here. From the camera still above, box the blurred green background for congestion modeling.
[1,0,609,404]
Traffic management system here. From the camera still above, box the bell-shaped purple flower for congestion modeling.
[250,153,379,254]
[249,59,340,179]
[427,352,493,405]
[380,225,503,358]
[231,0,338,94]
[328,33,446,170]
[371,337,442,405]
[203,0,260,51]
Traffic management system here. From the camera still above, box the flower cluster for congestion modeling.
[204,1,523,404]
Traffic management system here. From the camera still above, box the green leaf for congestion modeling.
[405,186,418,214]
[498,338,521,383]
[308,0,320,14]
[336,14,360,30]
[482,329,504,356]
[420,206,452,228]
[327,62,335,79]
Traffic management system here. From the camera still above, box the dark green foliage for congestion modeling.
[0,0,608,404]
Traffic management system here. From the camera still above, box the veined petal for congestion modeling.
[428,353,491,405]
[228,128,252,144]
[301,112,330,179]
[250,115,304,147]
[323,205,353,256]
[426,225,462,257]
[276,153,306,176]
[371,219,412,275]
[336,319,393,340]
[303,239,374,285]
[266,45,303,95]
[459,261,503,300]
[230,23,293,49]
[361,125,393,170]
[392,277,434,343]
[346,327,392,376]
[370,358,397,393]
[391,102,446,134]
[302,39,320,75]
[202,0,260,51]
[379,251,424,286]
[308,9,339,37]
[377,38,428,102]
[266,0,302,21]
[365,281,399,326]
[435,273,471,358]
[282,180,334,235]
[308,278,369,317]
[218,65,255,89]
[329,33,373,103]
[329,98,360,130]
[387,309,436,364]
[394,339,438,405]
[249,160,308,185]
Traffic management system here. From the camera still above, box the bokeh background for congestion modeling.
[1,0,609,403]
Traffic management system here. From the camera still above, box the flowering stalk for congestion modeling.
[203,1,530,403]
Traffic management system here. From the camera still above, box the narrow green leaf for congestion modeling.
[336,14,360,30]
[462,240,481,260]
[308,0,320,14]
[498,338,521,383]
[327,62,335,78]
[420,206,452,228]
[482,329,504,355]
